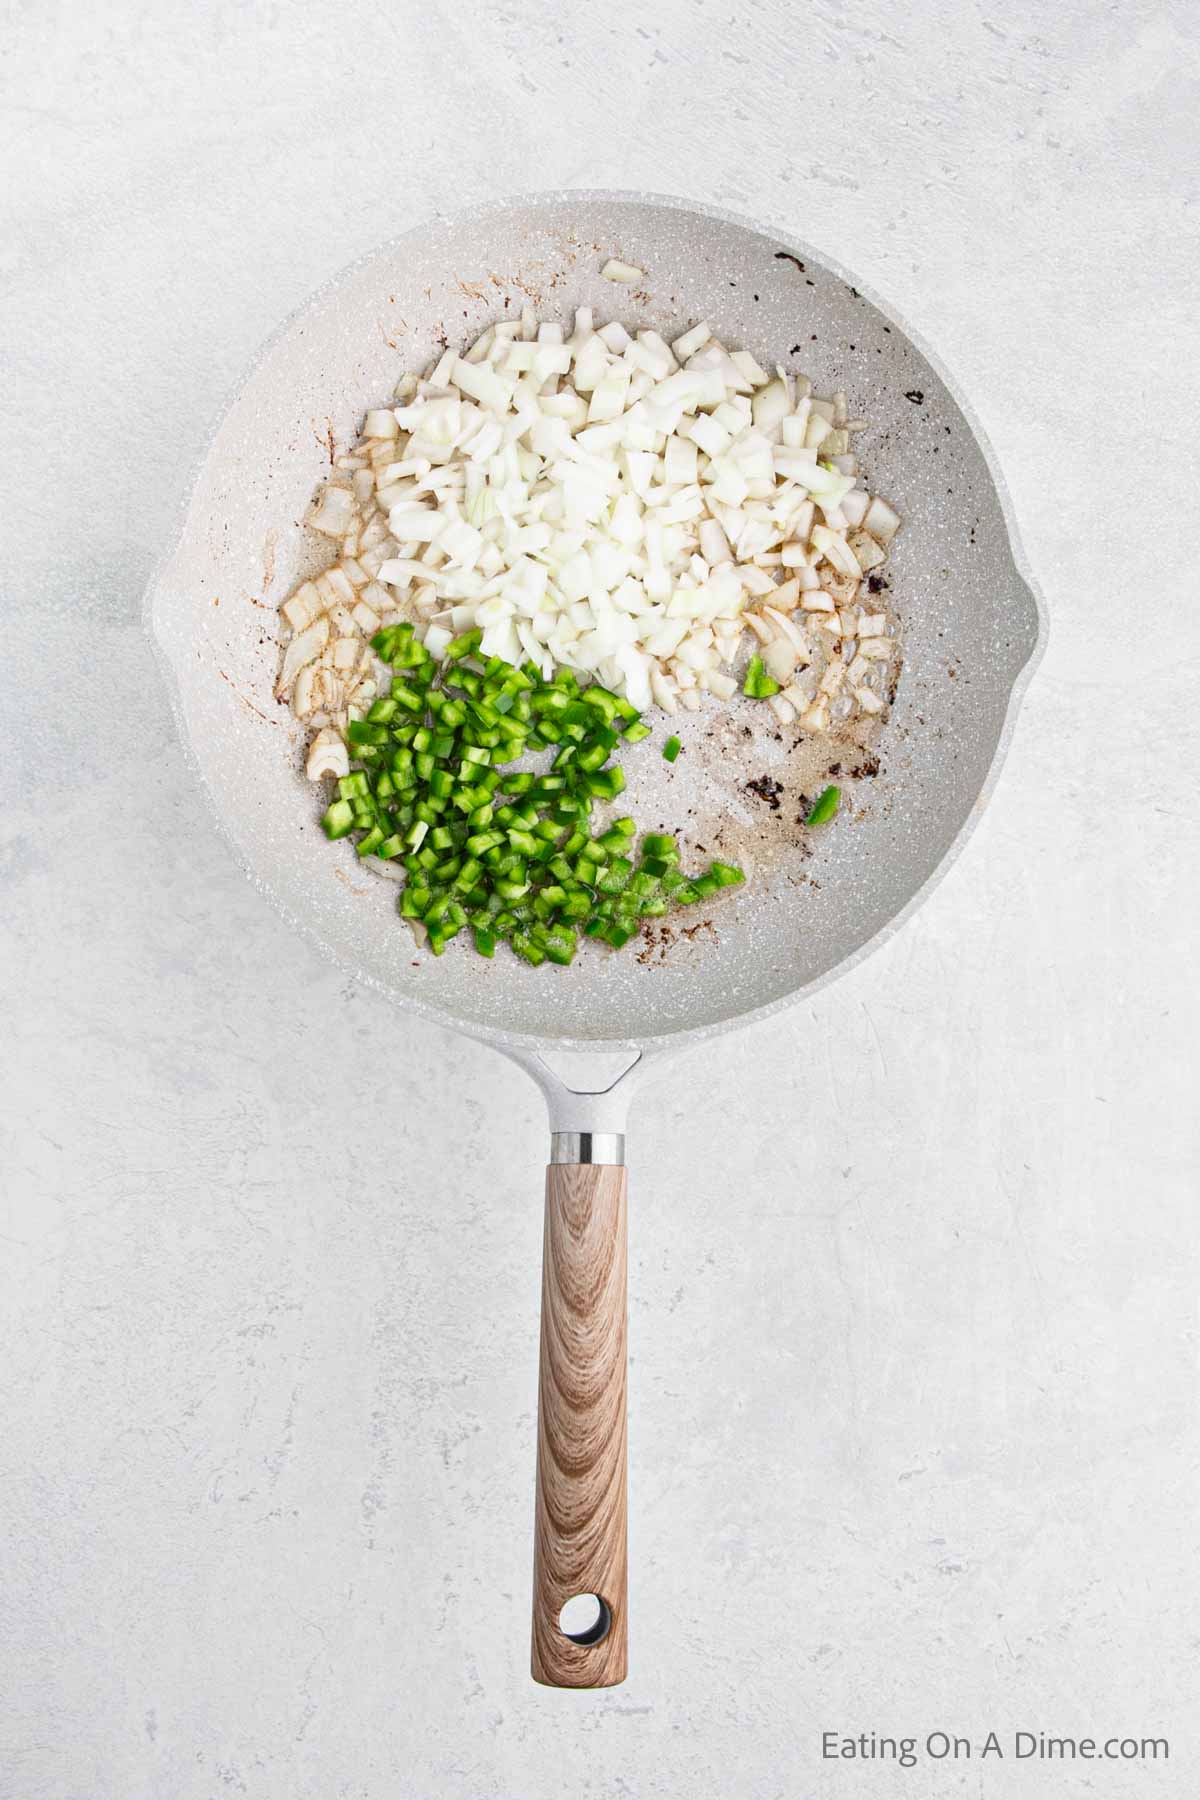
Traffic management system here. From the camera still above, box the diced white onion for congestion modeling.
[278,307,902,761]
[305,726,349,781]
[310,486,356,537]
[864,496,901,542]
[601,258,644,284]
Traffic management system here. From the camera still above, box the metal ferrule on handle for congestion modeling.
[550,1132,625,1166]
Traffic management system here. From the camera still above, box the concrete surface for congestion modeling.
[1,2,1197,1797]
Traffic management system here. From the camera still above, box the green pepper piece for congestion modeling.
[321,799,355,840]
[743,655,780,699]
[806,785,841,826]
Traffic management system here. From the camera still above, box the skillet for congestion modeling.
[147,191,1046,1686]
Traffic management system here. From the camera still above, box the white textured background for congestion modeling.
[2,3,1198,1797]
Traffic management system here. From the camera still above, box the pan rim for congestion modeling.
[144,187,1048,1059]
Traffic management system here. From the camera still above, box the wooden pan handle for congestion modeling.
[531,1161,628,1688]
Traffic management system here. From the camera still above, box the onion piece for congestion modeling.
[764,638,799,684]
[310,486,357,537]
[672,320,712,360]
[601,258,645,284]
[864,496,900,542]
[847,529,887,572]
[275,618,329,697]
[281,582,324,633]
[811,524,861,579]
[305,727,349,781]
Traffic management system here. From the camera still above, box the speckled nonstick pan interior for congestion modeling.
[148,191,1045,1688]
